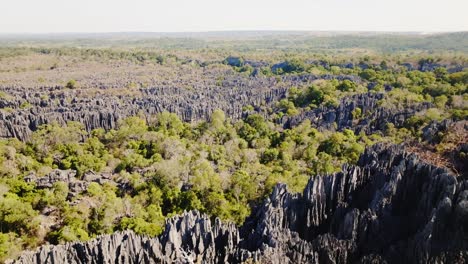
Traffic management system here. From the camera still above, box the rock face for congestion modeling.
[237,144,468,263]
[0,79,290,140]
[24,170,111,198]
[10,144,468,263]
[12,211,239,264]
[281,92,433,134]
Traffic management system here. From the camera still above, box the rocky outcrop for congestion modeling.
[10,144,468,263]
[281,93,433,134]
[237,144,468,263]
[12,211,239,264]
[24,169,111,198]
[0,80,290,141]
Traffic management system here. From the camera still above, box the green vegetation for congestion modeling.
[1,52,467,261]
[65,79,77,89]
[0,109,382,260]
[0,33,466,261]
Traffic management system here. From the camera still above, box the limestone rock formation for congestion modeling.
[12,211,239,264]
[237,144,468,263]
[281,92,432,134]
[24,169,111,198]
[10,144,468,263]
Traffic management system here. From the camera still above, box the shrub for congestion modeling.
[65,79,77,89]
[337,80,357,92]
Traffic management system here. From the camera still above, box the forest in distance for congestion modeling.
[0,32,467,263]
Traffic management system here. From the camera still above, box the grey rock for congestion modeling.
[421,119,454,144]
[11,211,238,264]
[225,56,244,67]
[25,169,111,198]
[33,169,77,189]
[0,80,291,140]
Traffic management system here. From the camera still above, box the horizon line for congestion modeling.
[0,30,467,35]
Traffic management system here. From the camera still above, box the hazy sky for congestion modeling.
[1,0,467,33]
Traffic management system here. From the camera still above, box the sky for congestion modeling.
[1,0,467,33]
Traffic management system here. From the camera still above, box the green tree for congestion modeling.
[154,112,184,137]
[301,85,324,107]
[434,95,448,108]
[230,170,257,202]
[65,79,77,89]
[0,194,39,234]
[337,80,357,92]
[282,59,306,73]
[0,232,21,262]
